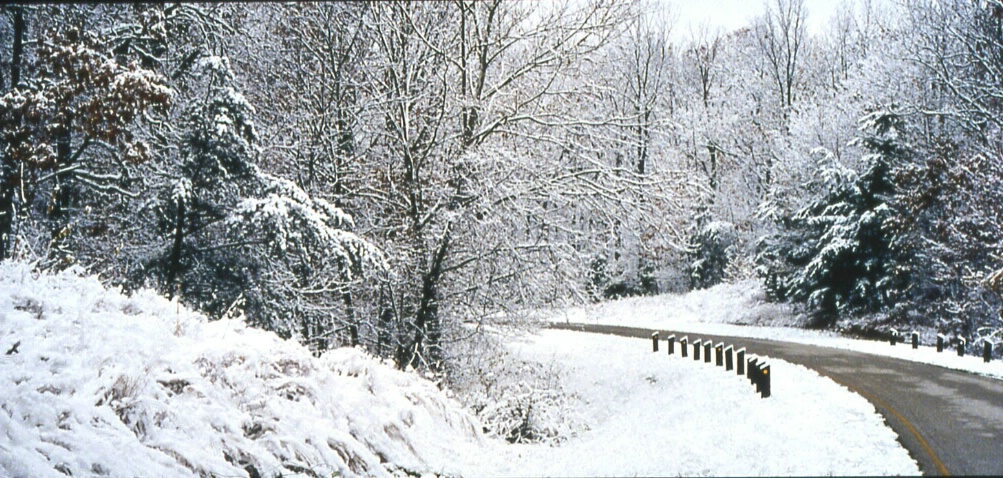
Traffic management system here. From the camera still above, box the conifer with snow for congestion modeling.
[686,213,736,290]
[148,54,384,350]
[757,110,908,325]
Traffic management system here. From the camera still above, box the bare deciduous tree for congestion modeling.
[755,0,807,117]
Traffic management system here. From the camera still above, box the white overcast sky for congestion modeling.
[664,0,853,41]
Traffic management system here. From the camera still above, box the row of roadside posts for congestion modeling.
[889,329,996,363]
[651,332,770,399]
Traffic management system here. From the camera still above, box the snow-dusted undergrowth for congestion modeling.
[0,262,483,478]
[447,336,586,447]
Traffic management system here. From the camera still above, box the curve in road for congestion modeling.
[550,322,1003,476]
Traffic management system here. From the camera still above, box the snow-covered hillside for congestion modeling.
[0,264,922,477]
[0,263,484,478]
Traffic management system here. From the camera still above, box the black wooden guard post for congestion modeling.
[985,341,993,363]
[644,338,769,398]
[890,328,899,346]
[958,338,967,357]
[746,358,771,398]
[937,334,945,353]
[911,331,919,349]
[760,363,771,398]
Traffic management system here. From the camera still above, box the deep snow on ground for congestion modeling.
[0,264,922,477]
[550,279,1003,380]
[0,263,485,478]
[489,330,920,476]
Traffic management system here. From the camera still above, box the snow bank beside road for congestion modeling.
[555,279,802,328]
[0,263,484,478]
[550,279,1003,380]
[496,330,919,476]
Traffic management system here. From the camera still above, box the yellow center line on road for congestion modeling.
[823,370,950,476]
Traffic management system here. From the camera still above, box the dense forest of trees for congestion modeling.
[3,0,1003,377]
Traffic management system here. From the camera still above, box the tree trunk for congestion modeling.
[0,158,15,261]
[0,5,25,260]
[165,194,186,298]
[49,113,74,219]
[342,290,357,347]
[9,5,23,90]
[377,307,391,354]
[408,225,451,371]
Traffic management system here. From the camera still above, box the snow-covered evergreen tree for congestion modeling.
[148,54,384,350]
[686,214,736,290]
[757,110,908,325]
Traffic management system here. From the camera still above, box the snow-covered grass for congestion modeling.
[0,262,485,478]
[0,264,926,477]
[486,330,919,476]
[547,279,1003,380]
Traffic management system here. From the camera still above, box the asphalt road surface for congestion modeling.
[550,322,1003,476]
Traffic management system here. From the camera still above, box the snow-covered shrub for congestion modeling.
[686,219,736,290]
[588,254,660,301]
[471,356,579,445]
[586,255,609,302]
[445,333,585,446]
[0,262,483,478]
